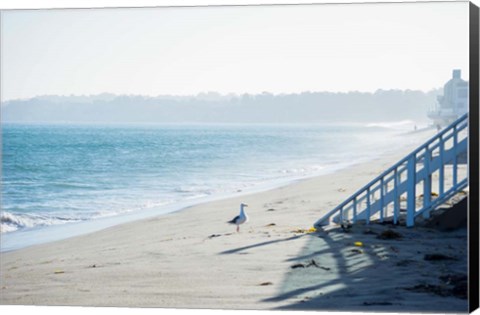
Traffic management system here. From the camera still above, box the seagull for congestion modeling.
[228,203,249,232]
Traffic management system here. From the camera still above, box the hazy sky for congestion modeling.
[1,1,470,101]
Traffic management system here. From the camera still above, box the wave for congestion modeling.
[365,120,416,130]
[174,185,213,194]
[1,198,177,234]
[173,185,219,200]
[1,211,84,233]
[279,164,325,175]
[50,182,98,190]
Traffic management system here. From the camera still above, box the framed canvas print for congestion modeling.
[0,0,479,314]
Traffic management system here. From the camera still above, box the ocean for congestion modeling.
[1,122,417,250]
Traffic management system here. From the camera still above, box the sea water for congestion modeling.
[1,122,417,250]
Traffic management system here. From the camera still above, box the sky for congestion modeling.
[0,1,470,101]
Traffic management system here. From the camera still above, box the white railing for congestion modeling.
[315,113,468,228]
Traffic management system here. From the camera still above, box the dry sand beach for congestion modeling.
[0,128,469,312]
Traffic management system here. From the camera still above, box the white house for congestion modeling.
[428,69,469,127]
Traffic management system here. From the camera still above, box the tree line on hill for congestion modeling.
[1,89,440,124]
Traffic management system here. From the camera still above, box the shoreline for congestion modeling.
[2,127,467,311]
[0,152,373,252]
[1,123,432,252]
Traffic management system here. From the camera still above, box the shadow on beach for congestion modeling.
[219,234,308,255]
[261,201,469,313]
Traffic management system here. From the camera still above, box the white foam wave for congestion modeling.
[88,200,175,220]
[1,199,181,234]
[175,185,215,196]
[1,211,83,233]
[279,164,325,175]
[366,120,416,130]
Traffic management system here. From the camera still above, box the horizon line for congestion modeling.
[2,87,443,103]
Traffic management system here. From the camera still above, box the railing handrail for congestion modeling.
[318,113,469,224]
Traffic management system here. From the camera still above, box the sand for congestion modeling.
[0,128,469,312]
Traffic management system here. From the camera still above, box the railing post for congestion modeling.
[439,137,445,195]
[453,126,458,186]
[352,197,357,223]
[423,148,432,219]
[380,178,384,222]
[406,154,416,227]
[366,188,371,225]
[393,169,399,225]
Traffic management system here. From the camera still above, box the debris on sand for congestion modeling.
[305,259,319,268]
[377,229,402,240]
[290,259,331,270]
[208,234,222,239]
[291,227,317,234]
[291,263,306,269]
[259,282,273,286]
[424,254,456,261]
[307,260,331,271]
[300,296,312,303]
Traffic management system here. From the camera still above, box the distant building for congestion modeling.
[428,69,468,127]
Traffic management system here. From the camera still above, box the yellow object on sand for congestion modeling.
[291,227,317,234]
[354,241,363,247]
[54,270,65,274]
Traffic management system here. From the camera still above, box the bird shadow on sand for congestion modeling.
[218,234,310,255]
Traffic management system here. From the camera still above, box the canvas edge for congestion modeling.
[0,2,476,314]
[469,1,480,313]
